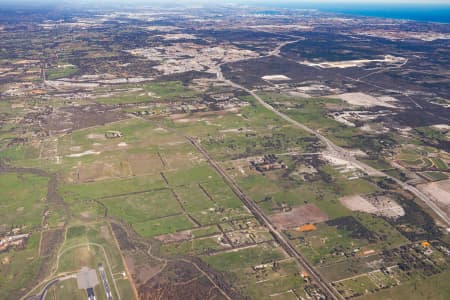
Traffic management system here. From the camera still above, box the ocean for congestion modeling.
[256,2,450,24]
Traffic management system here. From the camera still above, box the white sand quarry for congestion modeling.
[262,75,291,81]
[300,55,406,69]
[340,195,405,218]
[331,92,398,108]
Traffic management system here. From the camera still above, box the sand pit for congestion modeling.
[262,75,291,81]
[331,92,398,108]
[269,204,328,230]
[340,195,405,218]
[300,55,406,69]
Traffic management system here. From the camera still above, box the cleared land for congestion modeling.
[269,204,329,230]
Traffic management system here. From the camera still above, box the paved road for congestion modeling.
[187,137,344,300]
[216,63,450,227]
[26,274,75,300]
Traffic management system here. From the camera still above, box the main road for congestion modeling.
[215,52,450,227]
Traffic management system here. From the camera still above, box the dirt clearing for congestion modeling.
[154,230,192,243]
[269,204,328,230]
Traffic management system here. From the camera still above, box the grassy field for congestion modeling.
[59,174,166,202]
[44,278,92,300]
[95,81,199,105]
[102,190,182,224]
[202,244,286,271]
[47,64,79,80]
[0,172,48,229]
[133,214,195,237]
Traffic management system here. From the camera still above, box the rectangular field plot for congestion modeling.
[133,214,196,238]
[71,159,134,183]
[160,235,231,256]
[202,244,287,271]
[176,184,250,225]
[102,190,183,224]
[164,164,221,186]
[127,153,164,176]
[200,181,247,209]
[59,173,166,201]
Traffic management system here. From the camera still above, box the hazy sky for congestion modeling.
[2,0,450,4]
[2,0,450,10]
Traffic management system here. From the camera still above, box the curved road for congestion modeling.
[216,48,450,227]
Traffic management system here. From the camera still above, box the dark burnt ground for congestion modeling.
[40,229,64,257]
[157,70,216,84]
[191,29,294,53]
[222,56,345,88]
[282,32,387,62]
[221,30,450,130]
[139,261,229,300]
[45,104,125,133]
[68,54,160,78]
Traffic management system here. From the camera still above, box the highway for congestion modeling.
[187,136,344,300]
[216,60,450,227]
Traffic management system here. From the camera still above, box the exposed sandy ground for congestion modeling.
[357,30,450,41]
[87,133,106,140]
[128,43,258,75]
[418,179,450,217]
[66,150,100,158]
[159,33,197,40]
[269,204,328,230]
[330,92,398,108]
[432,124,450,130]
[300,55,406,69]
[262,74,291,81]
[154,230,192,243]
[340,195,405,218]
[287,91,311,98]
[249,24,312,31]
